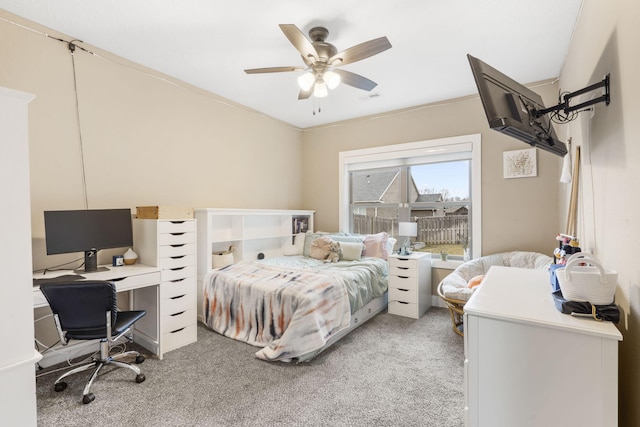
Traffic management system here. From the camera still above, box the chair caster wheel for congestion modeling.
[135,355,145,364]
[82,393,95,404]
[54,382,67,392]
[135,374,146,383]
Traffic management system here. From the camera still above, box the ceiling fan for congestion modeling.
[244,24,392,100]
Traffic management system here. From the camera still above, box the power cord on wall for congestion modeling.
[67,39,89,210]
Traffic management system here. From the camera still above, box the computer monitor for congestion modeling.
[44,208,133,273]
[467,54,567,157]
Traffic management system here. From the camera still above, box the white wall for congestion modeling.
[559,1,640,425]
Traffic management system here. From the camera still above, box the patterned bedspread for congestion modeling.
[203,256,388,362]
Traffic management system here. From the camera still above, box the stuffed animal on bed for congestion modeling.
[309,236,341,263]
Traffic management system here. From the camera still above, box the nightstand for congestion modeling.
[387,252,432,319]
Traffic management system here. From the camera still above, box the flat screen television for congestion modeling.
[44,208,133,272]
[467,54,567,157]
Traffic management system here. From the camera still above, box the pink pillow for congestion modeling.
[362,232,389,260]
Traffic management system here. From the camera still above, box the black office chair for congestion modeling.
[40,280,147,404]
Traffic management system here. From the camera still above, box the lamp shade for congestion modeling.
[313,81,328,98]
[398,222,417,237]
[297,72,315,91]
[324,70,341,89]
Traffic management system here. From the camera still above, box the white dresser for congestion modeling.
[464,266,622,427]
[387,252,431,319]
[133,219,198,357]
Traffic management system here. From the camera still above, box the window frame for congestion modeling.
[338,134,482,258]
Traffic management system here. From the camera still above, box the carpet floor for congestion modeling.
[36,307,464,427]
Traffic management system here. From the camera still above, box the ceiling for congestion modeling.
[1,0,583,129]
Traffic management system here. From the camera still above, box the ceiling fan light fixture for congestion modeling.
[324,70,341,89]
[313,81,328,98]
[297,72,315,91]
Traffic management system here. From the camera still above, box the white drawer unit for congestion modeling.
[464,267,622,427]
[133,218,198,358]
[387,252,431,319]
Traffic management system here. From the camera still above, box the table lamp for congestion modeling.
[398,222,418,255]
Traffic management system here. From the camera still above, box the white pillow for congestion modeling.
[282,244,298,256]
[283,233,306,256]
[387,237,397,254]
[293,233,305,254]
[340,241,364,261]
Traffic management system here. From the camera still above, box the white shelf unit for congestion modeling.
[132,219,198,357]
[195,208,314,321]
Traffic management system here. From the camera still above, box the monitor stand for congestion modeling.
[74,249,109,274]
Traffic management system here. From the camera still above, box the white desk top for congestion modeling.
[465,266,622,341]
[33,264,160,308]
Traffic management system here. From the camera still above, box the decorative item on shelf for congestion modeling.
[112,255,124,267]
[123,248,138,265]
[213,245,236,269]
[440,251,449,261]
[398,221,418,255]
[553,233,581,265]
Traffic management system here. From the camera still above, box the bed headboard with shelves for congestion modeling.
[194,208,314,321]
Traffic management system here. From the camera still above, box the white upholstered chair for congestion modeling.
[437,251,553,336]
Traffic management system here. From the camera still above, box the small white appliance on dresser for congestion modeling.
[387,252,431,318]
[133,218,198,356]
[463,266,622,427]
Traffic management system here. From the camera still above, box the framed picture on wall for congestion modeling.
[503,148,537,179]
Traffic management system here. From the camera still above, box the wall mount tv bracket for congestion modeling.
[535,74,610,120]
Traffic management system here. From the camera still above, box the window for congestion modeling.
[339,135,481,259]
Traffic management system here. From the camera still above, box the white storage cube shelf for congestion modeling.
[196,209,314,270]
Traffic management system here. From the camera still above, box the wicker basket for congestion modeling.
[556,253,617,305]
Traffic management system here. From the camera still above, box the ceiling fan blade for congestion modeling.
[244,66,304,74]
[279,24,319,63]
[298,88,313,100]
[334,69,378,91]
[329,36,392,66]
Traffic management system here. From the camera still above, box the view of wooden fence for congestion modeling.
[352,214,468,245]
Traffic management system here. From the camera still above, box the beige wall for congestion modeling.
[7,3,638,423]
[559,1,640,425]
[301,89,563,257]
[0,12,303,270]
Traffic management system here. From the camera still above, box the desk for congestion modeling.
[33,264,164,363]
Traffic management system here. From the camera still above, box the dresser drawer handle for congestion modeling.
[170,244,185,248]
[170,221,186,224]
[170,232,185,236]
[170,294,186,300]
[170,327,185,333]
[170,278,186,283]
[170,255,186,260]
[170,311,186,317]
[398,276,410,279]
[397,301,409,305]
[397,266,409,270]
[397,288,409,292]
[170,266,186,271]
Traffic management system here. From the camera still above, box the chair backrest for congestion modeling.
[40,280,118,333]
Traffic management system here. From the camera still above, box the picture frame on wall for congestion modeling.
[503,148,537,179]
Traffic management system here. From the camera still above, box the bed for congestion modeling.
[202,232,391,362]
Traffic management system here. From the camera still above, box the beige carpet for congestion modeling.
[36,307,464,427]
